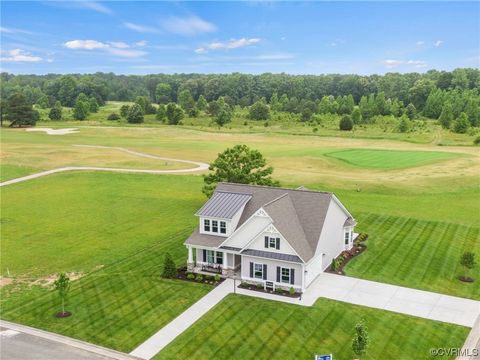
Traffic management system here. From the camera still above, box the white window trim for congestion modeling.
[281,267,291,284]
[254,262,264,279]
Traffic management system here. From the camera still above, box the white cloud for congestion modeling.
[163,15,216,36]
[434,40,444,47]
[416,40,424,46]
[63,39,146,58]
[64,40,108,50]
[1,49,43,62]
[382,59,427,68]
[196,38,261,53]
[123,22,159,34]
[0,26,34,35]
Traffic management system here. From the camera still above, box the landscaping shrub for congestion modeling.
[107,113,120,121]
[275,287,283,294]
[186,273,195,280]
[162,252,177,279]
[256,283,263,289]
[214,274,221,282]
[339,115,354,131]
[289,287,295,295]
[195,274,204,282]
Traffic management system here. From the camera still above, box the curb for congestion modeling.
[0,320,142,360]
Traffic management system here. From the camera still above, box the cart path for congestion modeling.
[0,145,209,187]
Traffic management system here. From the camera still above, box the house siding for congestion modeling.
[240,255,303,290]
[248,228,299,257]
[221,215,271,249]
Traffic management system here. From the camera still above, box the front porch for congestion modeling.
[186,245,240,278]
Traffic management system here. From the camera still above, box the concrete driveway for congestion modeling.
[302,273,480,327]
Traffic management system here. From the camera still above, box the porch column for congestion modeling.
[224,251,228,268]
[188,246,193,263]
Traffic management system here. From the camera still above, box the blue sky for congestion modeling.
[1,1,479,75]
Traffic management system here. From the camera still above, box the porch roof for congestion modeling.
[241,249,303,263]
[184,227,225,248]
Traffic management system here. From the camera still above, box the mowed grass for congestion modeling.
[346,213,480,299]
[0,172,205,277]
[155,295,468,360]
[0,164,39,181]
[0,229,211,352]
[325,149,459,169]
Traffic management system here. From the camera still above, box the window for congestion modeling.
[206,250,215,263]
[216,251,223,265]
[220,221,226,234]
[344,230,350,245]
[254,263,263,279]
[212,220,218,233]
[269,237,277,248]
[204,219,210,232]
[281,268,290,284]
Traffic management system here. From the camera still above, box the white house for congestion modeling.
[184,182,356,292]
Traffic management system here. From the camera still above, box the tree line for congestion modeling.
[0,69,479,132]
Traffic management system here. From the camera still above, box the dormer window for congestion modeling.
[220,221,226,234]
[204,219,210,232]
[264,236,280,250]
[212,220,218,232]
[202,218,228,235]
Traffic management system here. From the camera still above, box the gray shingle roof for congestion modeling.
[241,249,303,263]
[184,228,226,247]
[196,191,252,219]
[344,217,357,227]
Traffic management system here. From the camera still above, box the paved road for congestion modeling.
[0,145,209,187]
[0,327,111,360]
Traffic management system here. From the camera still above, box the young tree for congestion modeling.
[196,95,208,112]
[73,98,89,120]
[7,93,38,127]
[270,92,281,112]
[460,252,476,281]
[203,144,279,197]
[339,115,354,131]
[398,115,410,133]
[438,103,454,129]
[405,103,417,120]
[53,273,71,316]
[351,108,363,124]
[300,100,317,122]
[249,99,270,120]
[352,320,369,359]
[36,94,49,109]
[88,97,99,113]
[156,104,166,122]
[48,101,63,121]
[162,252,177,278]
[453,112,470,134]
[318,95,332,114]
[120,104,130,118]
[215,103,233,126]
[166,103,184,125]
[127,103,144,124]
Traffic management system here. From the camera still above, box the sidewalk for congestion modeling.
[130,279,234,360]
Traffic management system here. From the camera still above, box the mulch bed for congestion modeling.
[54,311,72,318]
[238,282,301,298]
[459,276,474,283]
[325,234,368,276]
[175,267,225,286]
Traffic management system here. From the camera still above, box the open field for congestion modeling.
[0,229,212,352]
[1,173,204,277]
[155,294,468,360]
[324,148,459,169]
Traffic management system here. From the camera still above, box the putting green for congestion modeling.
[324,149,459,169]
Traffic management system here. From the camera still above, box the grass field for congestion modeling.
[324,149,459,169]
[155,294,468,360]
[0,229,211,352]
[1,172,204,277]
[349,213,480,299]
[0,164,40,182]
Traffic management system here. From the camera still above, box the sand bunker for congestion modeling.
[26,128,79,135]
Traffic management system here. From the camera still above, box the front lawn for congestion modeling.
[346,213,480,299]
[0,229,212,352]
[155,294,468,360]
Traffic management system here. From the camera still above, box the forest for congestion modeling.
[1,68,479,133]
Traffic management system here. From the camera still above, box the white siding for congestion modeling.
[315,199,348,271]
[229,205,245,232]
[247,228,298,256]
[221,215,271,249]
[305,254,323,287]
[241,255,303,290]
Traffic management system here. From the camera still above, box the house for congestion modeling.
[184,182,357,293]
